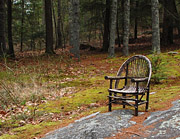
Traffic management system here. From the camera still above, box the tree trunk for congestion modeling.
[0,0,6,56]
[7,0,15,58]
[134,1,139,39]
[45,0,55,54]
[116,0,121,48]
[52,1,58,49]
[116,15,121,48]
[69,0,80,60]
[56,0,62,49]
[20,0,24,52]
[102,0,110,52]
[151,0,161,54]
[171,0,180,37]
[121,0,124,40]
[122,0,130,56]
[31,2,36,50]
[108,0,117,57]
[162,0,174,45]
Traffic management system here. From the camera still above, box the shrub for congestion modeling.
[150,54,167,84]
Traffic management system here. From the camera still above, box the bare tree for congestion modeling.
[20,0,24,52]
[151,0,160,54]
[102,0,110,52]
[56,0,62,49]
[7,0,15,58]
[52,0,58,49]
[108,0,117,57]
[161,0,179,44]
[69,0,80,60]
[45,0,55,54]
[134,0,139,40]
[122,0,130,56]
[0,0,6,56]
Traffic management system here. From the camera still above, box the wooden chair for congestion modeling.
[105,55,152,116]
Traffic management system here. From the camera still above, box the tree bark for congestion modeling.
[102,0,110,52]
[162,0,174,45]
[69,0,80,60]
[7,0,15,58]
[171,0,180,37]
[20,0,24,52]
[116,14,121,48]
[134,1,139,40]
[0,0,6,56]
[151,0,161,54]
[45,0,55,54]
[116,0,121,48]
[122,0,130,56]
[56,0,62,49]
[52,0,58,49]
[108,0,117,57]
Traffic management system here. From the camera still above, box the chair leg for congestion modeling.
[135,103,138,116]
[108,92,112,111]
[109,102,112,111]
[135,107,138,116]
[146,91,149,112]
[122,94,126,108]
[135,95,138,116]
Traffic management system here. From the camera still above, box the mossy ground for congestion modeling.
[0,49,180,139]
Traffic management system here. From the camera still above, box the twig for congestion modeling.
[125,131,141,136]
[0,63,14,72]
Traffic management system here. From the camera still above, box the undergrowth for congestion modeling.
[149,54,168,83]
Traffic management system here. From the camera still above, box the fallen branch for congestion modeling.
[125,131,141,136]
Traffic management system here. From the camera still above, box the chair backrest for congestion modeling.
[115,55,152,89]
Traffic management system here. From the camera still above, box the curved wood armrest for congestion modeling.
[104,76,126,80]
[131,77,148,82]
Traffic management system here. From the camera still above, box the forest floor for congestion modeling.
[0,36,180,139]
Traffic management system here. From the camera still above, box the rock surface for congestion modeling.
[143,100,180,139]
[42,100,180,139]
[42,110,136,139]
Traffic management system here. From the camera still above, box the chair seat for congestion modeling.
[108,87,145,94]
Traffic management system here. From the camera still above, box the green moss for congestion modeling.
[0,122,60,139]
[174,55,180,59]
[0,71,13,79]
[0,134,18,139]
[38,87,108,113]
[60,80,92,88]
[149,83,180,110]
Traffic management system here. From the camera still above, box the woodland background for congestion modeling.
[0,0,180,58]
